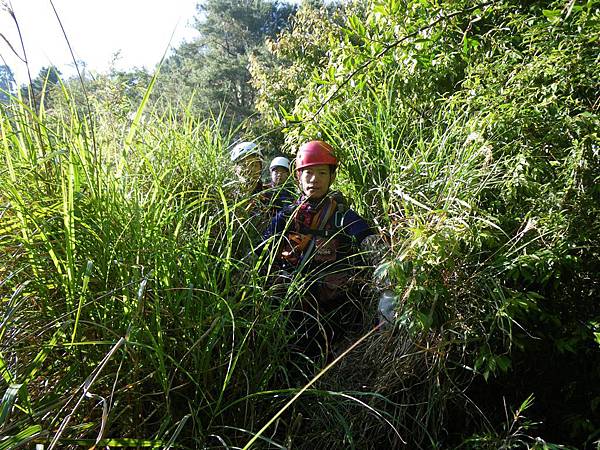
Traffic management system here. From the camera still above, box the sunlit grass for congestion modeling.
[1,86,283,447]
[0,78,405,448]
[3,22,596,444]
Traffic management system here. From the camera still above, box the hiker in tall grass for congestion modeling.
[230,141,265,199]
[262,140,376,358]
[264,156,296,216]
[227,140,274,260]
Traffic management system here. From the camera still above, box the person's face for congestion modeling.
[235,155,262,185]
[298,164,334,200]
[270,166,289,186]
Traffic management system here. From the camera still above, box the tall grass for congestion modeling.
[4,41,595,450]
[0,77,408,448]
[1,84,264,447]
[305,73,561,447]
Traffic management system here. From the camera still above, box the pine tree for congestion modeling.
[159,0,295,127]
[20,66,61,109]
[0,65,16,104]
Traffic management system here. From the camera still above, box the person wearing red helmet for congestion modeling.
[262,140,375,358]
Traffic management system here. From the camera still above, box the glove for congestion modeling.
[378,289,397,328]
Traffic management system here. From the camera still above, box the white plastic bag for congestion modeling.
[378,289,397,328]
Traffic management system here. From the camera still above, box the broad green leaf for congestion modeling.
[542,9,561,23]
[0,424,42,450]
[0,383,22,425]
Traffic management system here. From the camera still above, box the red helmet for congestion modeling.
[295,140,338,171]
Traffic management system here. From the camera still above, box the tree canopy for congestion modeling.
[155,0,296,128]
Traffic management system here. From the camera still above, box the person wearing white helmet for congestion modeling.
[230,141,264,195]
[265,155,295,215]
[269,156,291,187]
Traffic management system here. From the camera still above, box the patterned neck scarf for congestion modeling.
[294,195,336,230]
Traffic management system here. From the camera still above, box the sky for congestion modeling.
[2,0,295,87]
[0,0,204,86]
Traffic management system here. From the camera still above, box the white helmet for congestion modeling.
[269,156,291,171]
[230,141,262,162]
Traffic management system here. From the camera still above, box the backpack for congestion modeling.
[280,193,349,270]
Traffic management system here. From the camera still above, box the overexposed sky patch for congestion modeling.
[1,0,304,87]
[1,0,200,85]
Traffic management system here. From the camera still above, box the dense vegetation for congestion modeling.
[1,0,598,448]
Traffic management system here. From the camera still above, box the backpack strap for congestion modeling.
[294,197,338,272]
[333,202,347,229]
[311,197,337,230]
[292,197,348,237]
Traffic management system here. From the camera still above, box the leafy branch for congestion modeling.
[310,1,494,120]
